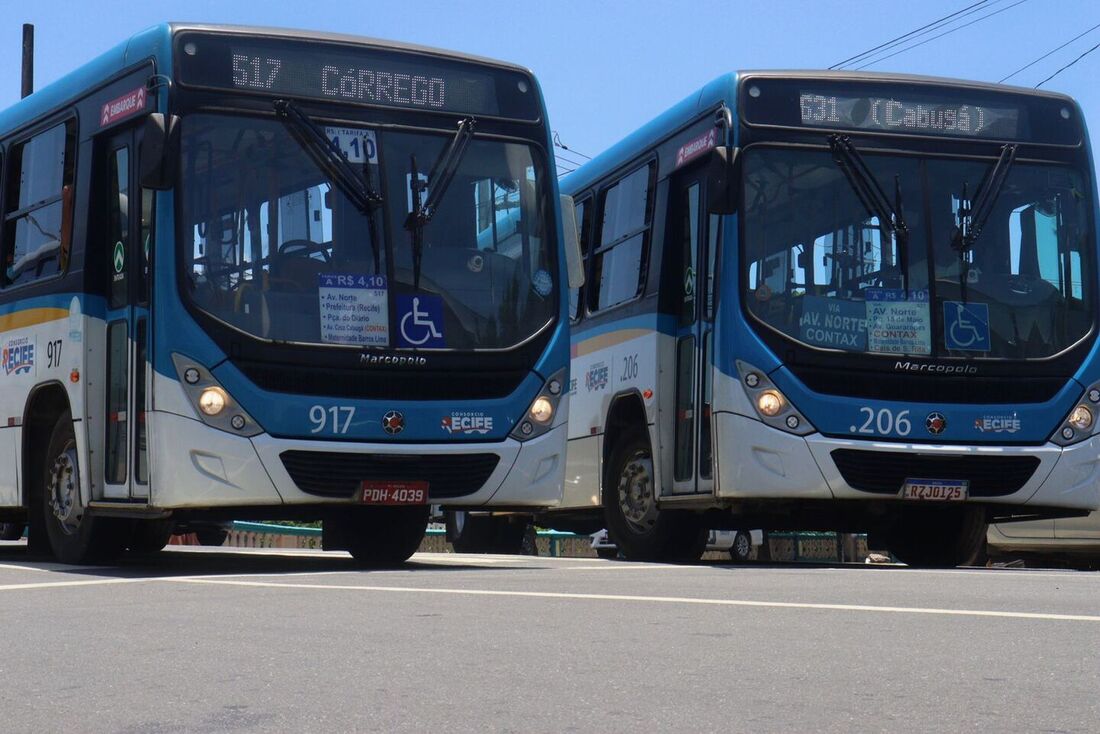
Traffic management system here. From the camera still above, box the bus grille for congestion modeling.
[279,451,501,499]
[234,361,526,400]
[830,449,1040,497]
[790,366,1065,404]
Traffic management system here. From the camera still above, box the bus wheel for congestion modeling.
[446,511,527,554]
[41,412,129,564]
[336,506,430,567]
[195,526,230,547]
[128,519,173,554]
[0,523,25,541]
[603,434,706,562]
[884,507,987,568]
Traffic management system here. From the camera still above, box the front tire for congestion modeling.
[602,434,706,562]
[195,526,230,547]
[41,412,129,564]
[128,519,173,554]
[446,511,527,554]
[331,506,429,567]
[884,507,987,568]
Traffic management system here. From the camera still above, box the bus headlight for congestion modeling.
[1069,405,1093,431]
[198,388,227,416]
[512,368,567,441]
[1053,383,1100,446]
[757,391,783,417]
[530,396,554,424]
[172,353,263,437]
[736,361,814,436]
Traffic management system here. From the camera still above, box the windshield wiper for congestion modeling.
[949,143,1017,302]
[405,117,476,290]
[951,143,1018,253]
[828,134,910,291]
[273,99,383,215]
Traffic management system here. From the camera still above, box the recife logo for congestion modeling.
[441,411,494,435]
[2,337,34,376]
[585,362,609,392]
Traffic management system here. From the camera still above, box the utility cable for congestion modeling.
[853,0,1028,71]
[1035,37,1100,87]
[830,0,991,70]
[999,21,1100,83]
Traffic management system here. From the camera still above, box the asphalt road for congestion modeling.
[1,543,1098,733]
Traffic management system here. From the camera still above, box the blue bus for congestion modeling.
[0,23,581,564]
[549,71,1100,566]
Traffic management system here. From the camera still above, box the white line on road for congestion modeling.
[168,578,1100,623]
[0,578,149,591]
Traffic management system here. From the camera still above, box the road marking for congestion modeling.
[562,564,705,571]
[168,578,1100,622]
[0,578,148,591]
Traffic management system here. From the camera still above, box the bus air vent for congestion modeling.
[830,449,1040,498]
[279,451,501,499]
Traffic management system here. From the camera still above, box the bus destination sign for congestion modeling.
[799,91,1020,139]
[177,33,539,121]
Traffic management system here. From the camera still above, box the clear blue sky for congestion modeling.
[2,0,1099,170]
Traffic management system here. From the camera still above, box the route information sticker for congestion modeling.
[866,290,931,355]
[318,273,389,346]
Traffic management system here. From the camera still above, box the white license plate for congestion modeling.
[900,478,968,501]
[360,481,428,505]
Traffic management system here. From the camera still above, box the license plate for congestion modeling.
[360,481,428,505]
[900,478,968,501]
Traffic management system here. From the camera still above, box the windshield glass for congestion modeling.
[179,113,556,350]
[742,146,1094,359]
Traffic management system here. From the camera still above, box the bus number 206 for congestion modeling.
[851,407,911,436]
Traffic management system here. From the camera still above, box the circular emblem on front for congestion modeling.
[382,410,405,435]
[925,412,947,435]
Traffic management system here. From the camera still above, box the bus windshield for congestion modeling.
[742,146,1094,359]
[179,113,556,350]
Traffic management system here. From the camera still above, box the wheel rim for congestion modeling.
[48,443,82,536]
[617,452,658,533]
[734,533,751,558]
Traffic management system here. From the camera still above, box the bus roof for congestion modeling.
[0,22,536,139]
[560,69,1078,195]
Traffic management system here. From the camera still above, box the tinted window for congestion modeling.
[3,121,76,287]
[589,163,653,312]
[569,197,592,319]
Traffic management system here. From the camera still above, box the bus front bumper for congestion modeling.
[714,412,1100,511]
[149,411,565,509]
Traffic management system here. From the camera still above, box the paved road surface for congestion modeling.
[1,543,1097,733]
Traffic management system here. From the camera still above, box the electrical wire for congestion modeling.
[552,131,592,160]
[999,22,1100,83]
[853,0,1028,71]
[830,0,992,70]
[1035,37,1100,87]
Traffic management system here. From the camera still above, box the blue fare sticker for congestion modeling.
[396,294,445,347]
[944,301,991,351]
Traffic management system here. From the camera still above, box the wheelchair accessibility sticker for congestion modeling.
[396,294,445,348]
[944,301,990,352]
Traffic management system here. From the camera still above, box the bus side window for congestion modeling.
[589,162,655,312]
[2,120,76,287]
[569,196,592,320]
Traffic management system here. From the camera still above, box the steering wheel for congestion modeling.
[278,239,330,262]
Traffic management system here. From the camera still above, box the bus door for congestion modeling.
[98,127,153,501]
[669,171,718,495]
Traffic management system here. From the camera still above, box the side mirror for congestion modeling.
[140,113,180,190]
[706,146,740,215]
[560,194,585,289]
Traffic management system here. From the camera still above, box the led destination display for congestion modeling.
[177,33,539,120]
[799,91,1020,139]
